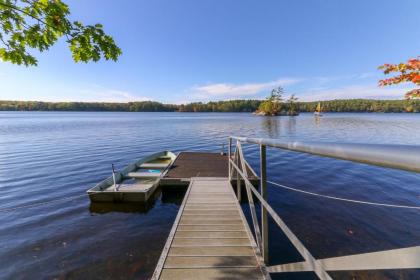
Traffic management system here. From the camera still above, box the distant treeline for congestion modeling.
[178,100,261,112]
[298,99,419,113]
[0,100,175,112]
[0,99,419,113]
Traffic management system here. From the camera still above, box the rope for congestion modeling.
[267,180,420,210]
[0,193,86,213]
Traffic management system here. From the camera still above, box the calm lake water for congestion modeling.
[0,112,419,280]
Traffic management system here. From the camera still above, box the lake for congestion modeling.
[0,112,419,280]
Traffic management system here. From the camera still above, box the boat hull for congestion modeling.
[87,151,177,203]
[88,184,158,202]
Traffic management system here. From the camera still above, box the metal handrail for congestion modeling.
[230,136,420,173]
[227,136,420,280]
[228,143,332,279]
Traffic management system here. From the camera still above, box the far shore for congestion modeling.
[0,98,419,113]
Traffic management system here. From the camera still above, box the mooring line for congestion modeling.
[0,194,86,213]
[267,180,420,210]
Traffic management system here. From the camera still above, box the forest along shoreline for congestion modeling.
[0,99,419,113]
[0,99,420,113]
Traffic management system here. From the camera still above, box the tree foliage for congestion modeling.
[178,100,261,112]
[378,57,420,99]
[257,86,284,115]
[297,99,419,113]
[287,94,298,115]
[404,89,419,100]
[0,100,262,112]
[0,0,121,66]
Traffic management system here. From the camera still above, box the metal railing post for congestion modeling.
[228,137,232,180]
[236,141,241,202]
[260,145,268,263]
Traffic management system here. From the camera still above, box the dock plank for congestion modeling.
[178,225,245,231]
[175,231,248,238]
[160,268,265,280]
[152,177,269,280]
[164,256,258,268]
[168,246,255,256]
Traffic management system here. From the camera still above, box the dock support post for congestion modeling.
[260,144,268,263]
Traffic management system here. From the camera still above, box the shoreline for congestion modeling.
[1,110,419,114]
[1,98,419,113]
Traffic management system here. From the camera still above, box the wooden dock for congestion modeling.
[161,152,259,186]
[152,177,269,280]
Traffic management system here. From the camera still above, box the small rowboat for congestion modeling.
[87,151,177,202]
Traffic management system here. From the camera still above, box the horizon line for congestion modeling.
[0,98,408,105]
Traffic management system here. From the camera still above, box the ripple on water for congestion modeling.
[0,112,419,279]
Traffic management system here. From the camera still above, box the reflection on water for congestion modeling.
[160,187,187,205]
[314,115,322,126]
[286,116,296,134]
[90,201,155,214]
[261,117,281,138]
[0,112,419,280]
[89,188,186,214]
[259,116,301,138]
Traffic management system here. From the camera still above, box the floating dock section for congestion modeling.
[161,152,259,186]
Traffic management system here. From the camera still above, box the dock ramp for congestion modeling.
[152,177,269,280]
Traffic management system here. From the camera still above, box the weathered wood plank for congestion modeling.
[168,246,255,256]
[177,225,245,231]
[172,238,251,246]
[164,256,258,268]
[175,231,248,238]
[183,210,239,215]
[179,219,244,225]
[181,215,242,220]
[160,268,265,280]
[185,205,237,210]
[186,203,237,207]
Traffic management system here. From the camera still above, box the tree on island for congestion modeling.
[378,57,420,99]
[0,0,121,66]
[287,94,299,116]
[257,86,284,116]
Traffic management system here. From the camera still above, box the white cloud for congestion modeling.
[24,85,153,103]
[74,88,151,103]
[297,84,414,101]
[189,78,301,99]
[185,73,383,102]
[185,73,412,102]
[312,72,378,85]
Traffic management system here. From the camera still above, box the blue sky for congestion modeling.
[1,0,419,103]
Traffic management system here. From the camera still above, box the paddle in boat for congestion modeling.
[87,151,177,202]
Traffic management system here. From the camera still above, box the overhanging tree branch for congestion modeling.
[0,0,121,66]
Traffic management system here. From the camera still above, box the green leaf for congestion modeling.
[0,0,121,66]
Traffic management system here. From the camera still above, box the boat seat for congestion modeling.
[127,172,161,178]
[159,156,172,160]
[117,183,154,192]
[139,163,168,169]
